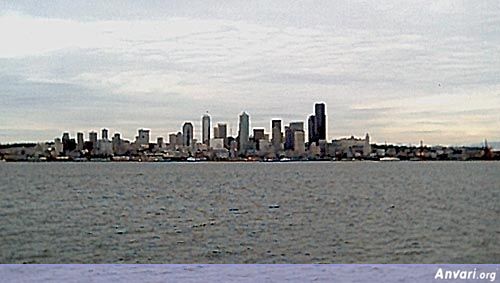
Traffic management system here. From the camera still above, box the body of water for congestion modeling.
[0,162,498,263]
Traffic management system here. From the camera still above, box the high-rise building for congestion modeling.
[314,103,326,141]
[54,138,63,154]
[238,112,249,153]
[89,131,98,144]
[176,132,183,148]
[289,122,304,132]
[215,123,227,139]
[253,128,265,141]
[202,113,211,146]
[294,130,305,155]
[284,122,304,151]
[61,132,73,154]
[169,133,177,148]
[284,126,293,150]
[157,137,164,149]
[62,132,70,144]
[77,132,84,151]
[101,128,108,141]
[271,119,282,150]
[308,115,316,144]
[253,128,265,151]
[136,129,150,145]
[183,122,194,148]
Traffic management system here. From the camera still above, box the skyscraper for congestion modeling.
[183,122,194,148]
[215,123,227,139]
[238,112,249,154]
[284,126,292,150]
[271,119,282,150]
[289,122,304,132]
[294,130,305,155]
[77,132,84,151]
[314,103,326,141]
[101,128,108,140]
[168,133,177,148]
[202,113,211,146]
[253,128,265,151]
[284,122,304,150]
[308,115,316,144]
[89,131,98,144]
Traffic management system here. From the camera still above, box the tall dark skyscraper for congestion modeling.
[182,122,193,147]
[284,126,293,150]
[314,103,326,142]
[308,115,315,144]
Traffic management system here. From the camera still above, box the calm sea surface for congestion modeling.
[0,162,498,263]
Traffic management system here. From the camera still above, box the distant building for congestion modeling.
[182,122,194,148]
[284,122,304,150]
[284,126,293,150]
[308,115,315,144]
[214,123,227,139]
[202,113,211,146]
[294,130,305,155]
[157,137,164,149]
[136,129,150,145]
[271,119,282,152]
[253,128,265,150]
[289,122,304,132]
[363,133,371,157]
[315,103,326,141]
[176,132,183,148]
[309,103,326,144]
[102,128,108,141]
[238,112,250,154]
[112,133,123,154]
[54,138,63,155]
[89,131,98,144]
[168,133,177,149]
[77,132,84,151]
[230,140,238,159]
[330,134,370,158]
[210,138,225,149]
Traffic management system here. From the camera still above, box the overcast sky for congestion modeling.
[1,0,499,145]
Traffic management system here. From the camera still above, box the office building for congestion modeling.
[102,128,108,141]
[308,115,316,144]
[284,126,293,150]
[89,131,98,144]
[238,112,249,153]
[314,103,326,142]
[294,130,305,155]
[253,128,265,150]
[183,122,194,148]
[136,129,150,145]
[77,132,84,151]
[214,123,227,139]
[202,113,211,146]
[271,119,282,151]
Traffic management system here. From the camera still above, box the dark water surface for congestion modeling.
[0,162,498,263]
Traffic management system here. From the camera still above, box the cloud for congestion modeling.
[0,1,499,145]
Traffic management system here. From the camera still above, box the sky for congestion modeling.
[1,0,499,146]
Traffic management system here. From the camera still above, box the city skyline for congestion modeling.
[1,1,500,145]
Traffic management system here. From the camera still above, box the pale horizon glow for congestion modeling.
[1,1,499,146]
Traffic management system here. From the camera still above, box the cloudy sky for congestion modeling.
[1,0,499,145]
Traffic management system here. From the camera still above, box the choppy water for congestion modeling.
[0,162,499,263]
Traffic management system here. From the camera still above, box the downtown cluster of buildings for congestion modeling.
[1,102,498,162]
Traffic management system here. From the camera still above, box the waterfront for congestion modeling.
[0,162,498,263]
